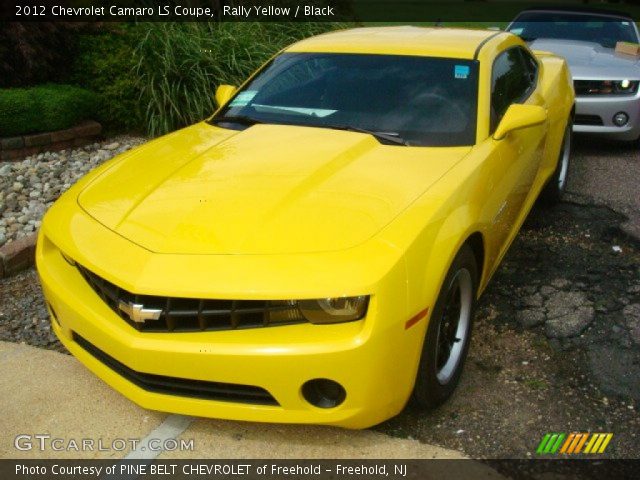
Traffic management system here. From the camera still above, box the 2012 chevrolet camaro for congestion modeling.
[37,27,574,428]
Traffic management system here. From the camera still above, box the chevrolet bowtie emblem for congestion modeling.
[117,301,162,324]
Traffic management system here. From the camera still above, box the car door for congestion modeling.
[483,46,548,268]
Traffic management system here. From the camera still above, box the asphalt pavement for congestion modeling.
[567,135,640,240]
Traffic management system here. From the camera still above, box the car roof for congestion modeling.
[514,6,634,21]
[285,26,506,60]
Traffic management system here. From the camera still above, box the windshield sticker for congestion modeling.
[510,27,523,35]
[230,90,257,107]
[454,65,470,79]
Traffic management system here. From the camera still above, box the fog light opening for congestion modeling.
[302,379,346,408]
[613,112,629,127]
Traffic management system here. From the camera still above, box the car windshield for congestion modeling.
[508,12,640,48]
[210,53,479,147]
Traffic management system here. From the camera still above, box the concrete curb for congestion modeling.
[0,231,37,279]
[1,341,504,473]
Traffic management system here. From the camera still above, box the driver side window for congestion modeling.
[490,47,538,133]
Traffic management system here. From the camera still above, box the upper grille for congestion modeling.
[574,80,603,96]
[77,265,306,333]
[574,79,639,96]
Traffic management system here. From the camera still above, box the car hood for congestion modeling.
[529,39,640,79]
[78,123,469,255]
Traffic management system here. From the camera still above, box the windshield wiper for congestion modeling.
[211,117,408,145]
[210,115,262,126]
[320,124,408,146]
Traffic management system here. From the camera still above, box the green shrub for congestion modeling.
[133,22,349,136]
[0,23,84,88]
[70,24,145,133]
[67,22,349,136]
[0,84,96,137]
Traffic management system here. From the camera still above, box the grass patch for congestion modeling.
[523,378,549,390]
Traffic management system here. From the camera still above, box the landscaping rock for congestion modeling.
[0,135,145,249]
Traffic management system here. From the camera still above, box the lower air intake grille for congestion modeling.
[76,265,306,333]
[72,332,279,406]
[574,114,604,126]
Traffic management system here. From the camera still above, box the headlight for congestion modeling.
[574,79,639,95]
[298,296,369,324]
[613,80,638,94]
[267,300,310,325]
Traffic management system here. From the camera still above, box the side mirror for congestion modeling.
[493,104,546,141]
[215,84,237,107]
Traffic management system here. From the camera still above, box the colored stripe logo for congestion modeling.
[536,433,613,455]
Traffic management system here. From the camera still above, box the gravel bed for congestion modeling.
[0,268,62,351]
[0,136,146,248]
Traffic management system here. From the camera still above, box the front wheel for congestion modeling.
[540,121,572,205]
[412,245,478,409]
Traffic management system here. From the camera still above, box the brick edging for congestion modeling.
[0,120,102,162]
[0,232,38,278]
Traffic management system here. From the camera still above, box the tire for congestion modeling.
[412,244,478,409]
[539,121,572,205]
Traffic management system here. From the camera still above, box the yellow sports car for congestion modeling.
[37,27,574,428]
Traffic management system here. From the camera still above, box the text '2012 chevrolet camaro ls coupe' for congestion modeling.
[37,27,574,428]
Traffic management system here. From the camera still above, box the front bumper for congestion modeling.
[573,90,640,141]
[36,227,424,429]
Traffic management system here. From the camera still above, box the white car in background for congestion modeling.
[508,7,640,142]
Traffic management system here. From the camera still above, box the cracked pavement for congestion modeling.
[566,135,640,239]
[377,135,640,459]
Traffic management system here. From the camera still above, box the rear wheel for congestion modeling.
[540,122,572,205]
[412,245,478,408]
